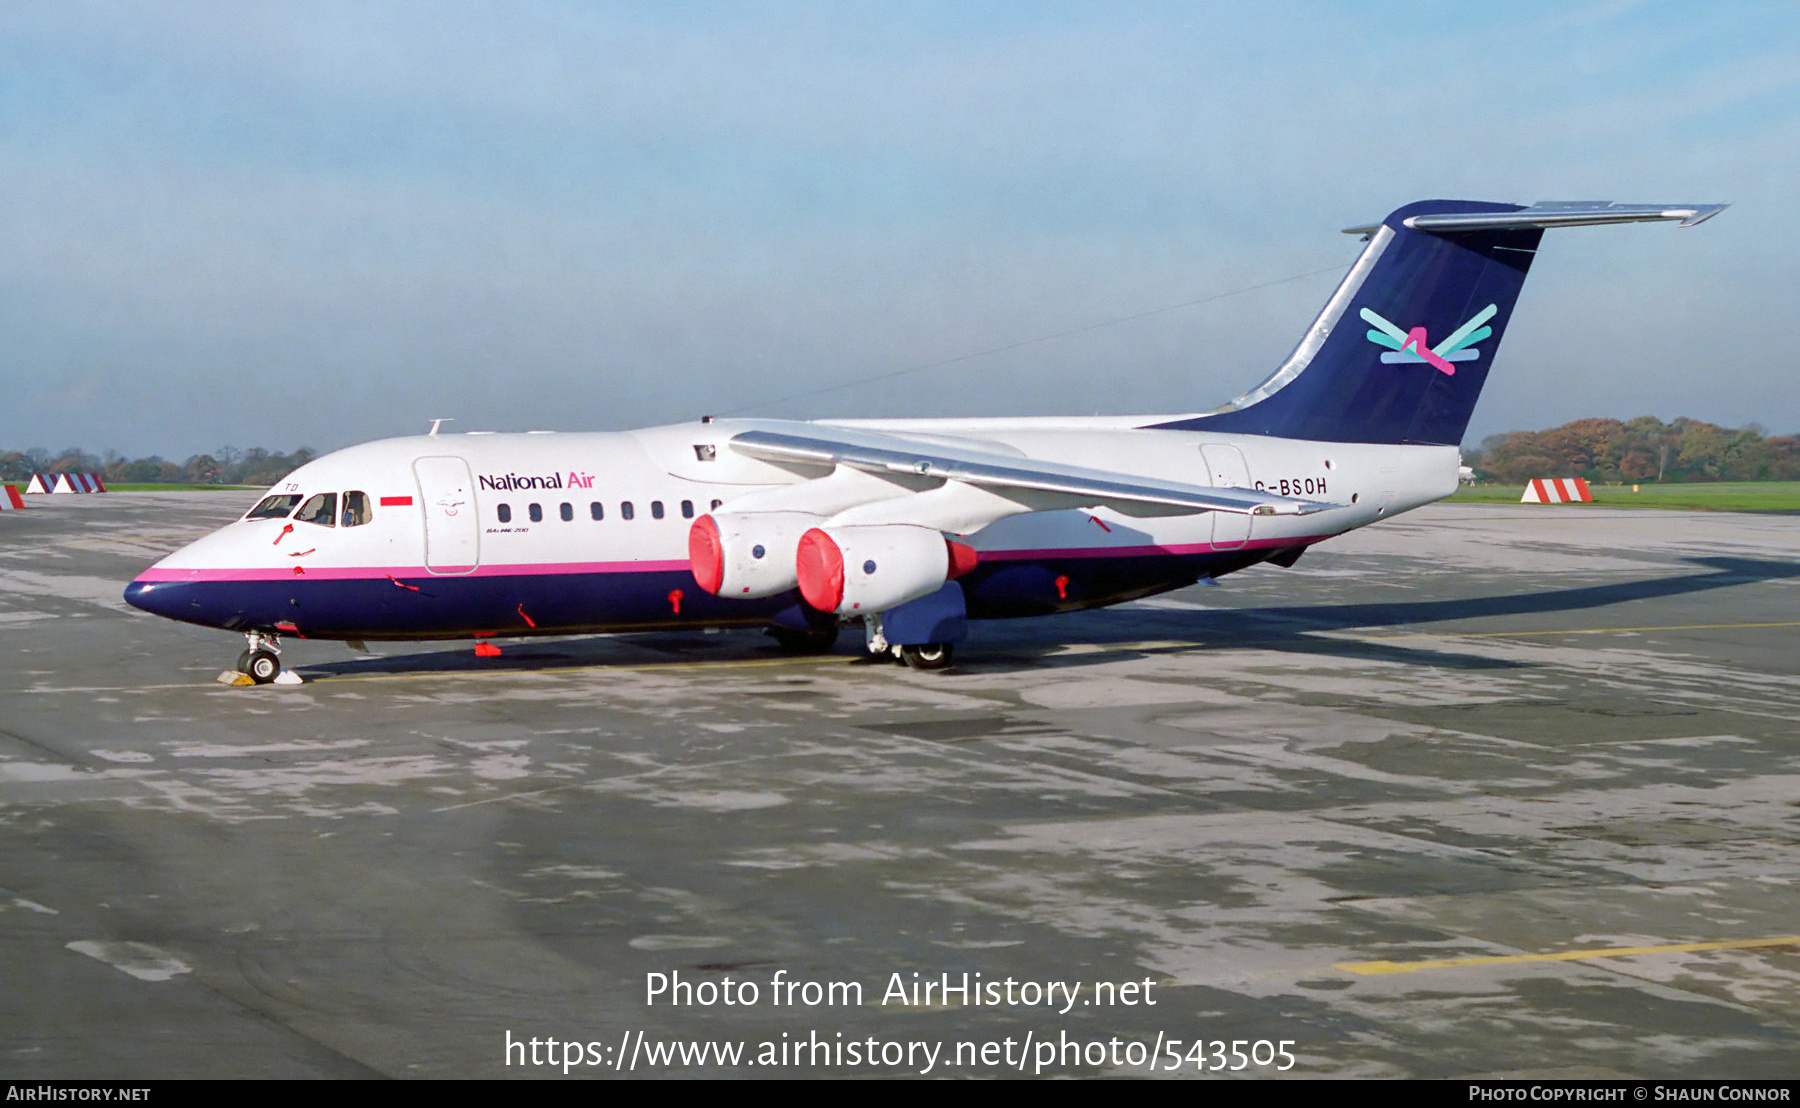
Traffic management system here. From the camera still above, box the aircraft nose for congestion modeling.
[126,572,240,628]
[124,578,189,620]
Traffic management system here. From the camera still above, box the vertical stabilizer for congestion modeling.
[1153,199,1722,445]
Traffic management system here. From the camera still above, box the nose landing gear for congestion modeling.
[235,630,285,684]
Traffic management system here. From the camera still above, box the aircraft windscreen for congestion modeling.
[245,494,301,521]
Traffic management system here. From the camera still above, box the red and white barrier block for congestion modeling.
[0,485,24,510]
[50,473,107,494]
[23,474,54,494]
[1521,477,1593,504]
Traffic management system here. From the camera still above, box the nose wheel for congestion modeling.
[236,631,283,684]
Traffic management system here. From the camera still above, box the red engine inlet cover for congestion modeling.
[795,528,845,612]
[688,515,725,594]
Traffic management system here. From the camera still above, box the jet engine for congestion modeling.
[795,524,979,615]
[688,511,820,598]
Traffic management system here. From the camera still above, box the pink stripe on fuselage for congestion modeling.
[134,533,1335,584]
[133,559,695,583]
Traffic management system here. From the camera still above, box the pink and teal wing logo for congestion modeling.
[1360,304,1496,376]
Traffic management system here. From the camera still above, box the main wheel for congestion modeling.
[768,626,839,654]
[899,643,954,670]
[236,648,281,684]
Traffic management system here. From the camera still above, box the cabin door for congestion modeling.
[413,456,481,574]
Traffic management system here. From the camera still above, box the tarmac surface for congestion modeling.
[1,491,1797,1079]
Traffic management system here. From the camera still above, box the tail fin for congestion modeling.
[1152,200,1724,445]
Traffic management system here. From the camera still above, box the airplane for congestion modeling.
[124,199,1724,684]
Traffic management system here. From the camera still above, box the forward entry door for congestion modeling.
[413,456,480,574]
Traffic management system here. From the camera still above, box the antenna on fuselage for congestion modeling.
[428,418,453,436]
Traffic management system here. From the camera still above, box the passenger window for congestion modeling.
[341,491,371,527]
[590,502,603,520]
[498,504,512,524]
[560,502,573,522]
[246,493,301,521]
[711,499,722,511]
[651,501,665,520]
[296,492,337,527]
[680,500,694,519]
[621,501,634,520]
[529,503,543,523]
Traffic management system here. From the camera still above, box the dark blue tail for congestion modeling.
[1152,200,1542,445]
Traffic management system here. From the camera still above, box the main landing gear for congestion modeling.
[898,642,954,670]
[236,630,283,684]
[862,614,955,671]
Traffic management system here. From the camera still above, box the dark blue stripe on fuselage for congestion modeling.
[123,547,1283,640]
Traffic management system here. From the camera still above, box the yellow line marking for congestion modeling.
[1337,935,1800,976]
[1360,620,1800,641]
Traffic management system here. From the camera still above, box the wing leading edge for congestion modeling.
[728,425,1331,518]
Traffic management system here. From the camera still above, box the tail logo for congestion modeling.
[1360,304,1497,376]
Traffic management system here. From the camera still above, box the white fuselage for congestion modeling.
[124,416,1459,649]
[141,418,1456,589]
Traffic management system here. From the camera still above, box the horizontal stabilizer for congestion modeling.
[1381,201,1726,234]
[729,425,1331,517]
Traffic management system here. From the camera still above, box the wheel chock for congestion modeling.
[272,670,304,685]
[215,671,255,686]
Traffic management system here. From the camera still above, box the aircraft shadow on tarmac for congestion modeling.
[294,555,1799,681]
[972,554,1800,675]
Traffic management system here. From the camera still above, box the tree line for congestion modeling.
[8,418,1798,489]
[1467,417,1800,484]
[0,446,317,487]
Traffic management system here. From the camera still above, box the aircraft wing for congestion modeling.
[727,425,1331,517]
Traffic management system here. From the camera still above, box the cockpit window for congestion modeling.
[246,494,302,521]
[341,491,371,527]
[296,492,337,527]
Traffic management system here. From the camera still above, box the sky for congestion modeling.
[2,1,1796,459]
